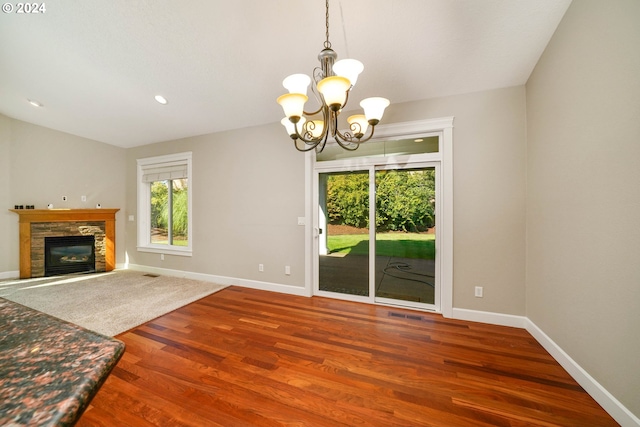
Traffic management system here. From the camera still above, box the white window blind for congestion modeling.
[141,161,188,183]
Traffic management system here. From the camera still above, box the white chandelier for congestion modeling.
[277,0,390,153]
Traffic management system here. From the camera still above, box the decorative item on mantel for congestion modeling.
[277,0,390,153]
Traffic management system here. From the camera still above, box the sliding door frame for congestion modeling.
[304,117,454,316]
[373,162,440,312]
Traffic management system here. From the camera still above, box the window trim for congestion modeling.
[136,152,193,257]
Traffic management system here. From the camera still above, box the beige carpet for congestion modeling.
[0,270,227,336]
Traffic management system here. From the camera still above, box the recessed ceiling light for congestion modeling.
[28,99,43,107]
[154,95,168,105]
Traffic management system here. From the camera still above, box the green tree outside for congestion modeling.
[151,179,188,245]
[326,169,435,232]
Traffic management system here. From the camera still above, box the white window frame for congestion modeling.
[136,152,193,257]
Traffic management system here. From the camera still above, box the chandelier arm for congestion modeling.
[352,123,377,144]
[333,118,378,148]
[312,67,324,94]
[333,130,361,151]
[342,88,350,110]
[330,114,358,150]
[302,106,323,117]
[334,128,357,143]
[321,105,331,142]
[312,106,332,153]
[335,138,361,151]
[294,139,320,152]
[290,104,330,145]
[318,132,329,153]
[293,130,322,145]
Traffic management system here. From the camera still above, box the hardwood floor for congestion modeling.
[78,287,618,427]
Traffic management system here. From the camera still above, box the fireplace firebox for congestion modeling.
[44,235,96,276]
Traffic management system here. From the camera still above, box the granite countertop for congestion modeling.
[0,298,125,426]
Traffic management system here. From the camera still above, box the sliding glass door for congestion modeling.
[318,171,369,297]
[315,163,439,311]
[374,167,436,307]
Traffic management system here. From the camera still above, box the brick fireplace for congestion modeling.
[10,209,119,279]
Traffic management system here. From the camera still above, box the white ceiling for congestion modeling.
[0,0,571,148]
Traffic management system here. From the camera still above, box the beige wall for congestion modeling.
[0,116,128,271]
[526,0,640,417]
[124,123,307,289]
[0,115,11,274]
[387,87,528,314]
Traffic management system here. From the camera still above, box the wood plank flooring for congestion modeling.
[78,286,618,427]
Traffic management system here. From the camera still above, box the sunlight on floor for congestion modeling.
[0,272,116,293]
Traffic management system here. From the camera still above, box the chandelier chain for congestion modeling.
[324,0,331,49]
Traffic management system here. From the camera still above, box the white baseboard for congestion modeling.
[0,270,19,280]
[125,264,310,297]
[451,307,638,427]
[451,307,527,328]
[525,319,640,427]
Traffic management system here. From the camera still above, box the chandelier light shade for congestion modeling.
[317,76,351,110]
[276,93,308,122]
[333,59,364,87]
[360,97,391,125]
[282,74,311,96]
[277,0,389,152]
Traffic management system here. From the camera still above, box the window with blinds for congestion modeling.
[136,152,192,256]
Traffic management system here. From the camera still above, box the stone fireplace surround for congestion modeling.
[10,209,119,279]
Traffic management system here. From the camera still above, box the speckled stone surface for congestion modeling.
[0,298,125,426]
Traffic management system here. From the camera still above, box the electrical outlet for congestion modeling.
[160,254,165,261]
[259,264,264,272]
[81,195,87,202]
[285,266,291,275]
[475,286,483,298]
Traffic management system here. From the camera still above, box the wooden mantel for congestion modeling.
[10,209,119,279]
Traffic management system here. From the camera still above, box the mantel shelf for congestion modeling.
[10,209,119,223]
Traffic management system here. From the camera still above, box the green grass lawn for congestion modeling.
[328,233,435,259]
